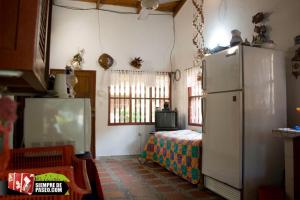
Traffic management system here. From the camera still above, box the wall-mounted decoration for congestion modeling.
[98,53,114,70]
[192,0,206,67]
[230,29,243,47]
[291,35,300,79]
[252,12,267,46]
[251,12,274,47]
[252,12,264,24]
[71,49,85,70]
[130,57,143,69]
[172,69,181,81]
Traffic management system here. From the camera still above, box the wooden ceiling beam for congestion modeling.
[79,0,98,4]
[173,0,186,17]
[96,0,102,9]
[157,1,178,12]
[97,0,139,8]
[136,1,142,14]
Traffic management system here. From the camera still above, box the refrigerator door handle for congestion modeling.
[202,96,206,133]
[202,60,207,91]
[225,52,237,57]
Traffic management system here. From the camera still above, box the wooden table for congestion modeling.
[273,128,300,200]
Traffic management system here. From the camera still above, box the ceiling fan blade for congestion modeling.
[159,0,180,3]
[138,8,151,20]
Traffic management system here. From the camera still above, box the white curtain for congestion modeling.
[109,70,169,91]
[186,67,201,88]
[186,66,202,125]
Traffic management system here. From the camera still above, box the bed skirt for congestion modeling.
[140,130,202,184]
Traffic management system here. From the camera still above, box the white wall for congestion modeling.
[172,1,194,130]
[173,0,300,128]
[50,0,174,156]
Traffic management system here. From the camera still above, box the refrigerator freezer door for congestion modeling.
[204,46,242,93]
[202,91,243,189]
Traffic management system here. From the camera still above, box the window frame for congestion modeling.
[108,73,172,126]
[188,87,202,127]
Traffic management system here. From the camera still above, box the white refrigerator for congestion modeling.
[24,98,91,154]
[202,45,287,200]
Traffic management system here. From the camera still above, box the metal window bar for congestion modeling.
[108,73,171,125]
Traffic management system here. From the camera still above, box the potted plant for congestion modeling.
[0,96,17,176]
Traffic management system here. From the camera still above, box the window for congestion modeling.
[109,71,171,125]
[187,67,202,126]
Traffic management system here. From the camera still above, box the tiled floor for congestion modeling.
[95,156,224,200]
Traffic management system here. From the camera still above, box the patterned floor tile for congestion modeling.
[164,192,189,200]
[103,190,126,199]
[102,183,119,191]
[155,185,174,193]
[96,156,224,200]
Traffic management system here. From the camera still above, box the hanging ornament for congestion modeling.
[70,49,85,70]
[192,0,205,68]
[130,57,143,69]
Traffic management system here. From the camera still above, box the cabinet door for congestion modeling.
[0,0,39,69]
[0,0,20,51]
[73,71,96,109]
[0,0,52,92]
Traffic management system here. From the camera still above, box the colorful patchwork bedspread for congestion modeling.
[141,130,202,184]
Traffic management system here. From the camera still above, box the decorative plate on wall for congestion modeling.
[98,53,114,70]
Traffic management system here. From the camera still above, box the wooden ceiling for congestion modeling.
[80,0,187,16]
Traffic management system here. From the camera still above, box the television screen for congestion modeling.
[155,111,178,131]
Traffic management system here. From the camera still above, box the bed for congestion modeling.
[140,130,202,184]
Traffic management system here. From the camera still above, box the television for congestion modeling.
[155,110,178,131]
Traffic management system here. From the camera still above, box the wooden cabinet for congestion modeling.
[0,0,52,93]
